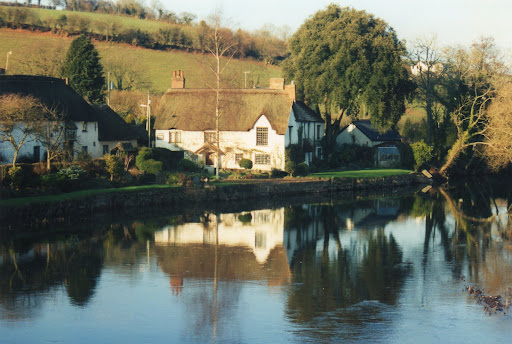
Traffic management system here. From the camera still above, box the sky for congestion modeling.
[160,0,512,52]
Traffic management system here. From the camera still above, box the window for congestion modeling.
[93,141,96,147]
[156,133,164,140]
[204,132,217,143]
[82,122,87,132]
[288,126,293,145]
[169,131,182,143]
[255,154,270,165]
[316,124,322,140]
[82,146,88,153]
[103,145,109,155]
[256,127,268,146]
[33,146,40,162]
[235,153,243,163]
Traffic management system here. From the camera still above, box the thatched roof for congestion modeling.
[92,104,146,141]
[0,75,97,122]
[154,88,294,135]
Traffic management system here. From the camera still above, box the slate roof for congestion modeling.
[92,104,146,142]
[154,88,294,135]
[349,120,402,142]
[0,75,97,122]
[292,101,323,123]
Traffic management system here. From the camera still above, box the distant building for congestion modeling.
[336,120,402,167]
[154,71,324,172]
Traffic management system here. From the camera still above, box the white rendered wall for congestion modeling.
[336,126,383,147]
[155,115,286,171]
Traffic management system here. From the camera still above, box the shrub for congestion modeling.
[8,166,23,190]
[271,168,287,178]
[285,161,296,176]
[295,162,309,177]
[177,158,198,172]
[57,165,86,180]
[136,147,163,175]
[411,140,434,170]
[285,144,305,164]
[104,154,124,181]
[239,158,253,170]
[41,173,64,191]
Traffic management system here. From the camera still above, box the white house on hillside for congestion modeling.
[154,71,324,171]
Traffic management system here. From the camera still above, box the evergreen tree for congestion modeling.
[62,35,105,103]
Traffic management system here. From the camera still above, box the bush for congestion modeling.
[285,144,305,164]
[136,147,163,175]
[177,158,198,172]
[285,161,296,176]
[58,165,86,180]
[271,168,287,178]
[41,173,64,191]
[8,166,23,190]
[295,162,309,177]
[411,140,434,170]
[239,158,253,170]
[104,154,124,181]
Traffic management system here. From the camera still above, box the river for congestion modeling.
[1,181,512,343]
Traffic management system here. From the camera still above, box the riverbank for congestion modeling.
[0,173,430,227]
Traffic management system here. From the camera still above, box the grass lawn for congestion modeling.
[309,169,413,179]
[0,184,179,207]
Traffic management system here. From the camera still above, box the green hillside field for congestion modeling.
[0,28,282,93]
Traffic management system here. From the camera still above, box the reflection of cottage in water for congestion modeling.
[154,209,291,287]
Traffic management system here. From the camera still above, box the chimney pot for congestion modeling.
[172,70,186,89]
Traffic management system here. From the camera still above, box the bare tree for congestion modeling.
[409,35,444,144]
[31,105,67,170]
[201,11,238,179]
[0,94,44,167]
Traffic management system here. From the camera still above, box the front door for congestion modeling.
[205,151,214,166]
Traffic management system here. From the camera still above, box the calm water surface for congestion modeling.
[1,184,512,343]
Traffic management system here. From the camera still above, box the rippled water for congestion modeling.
[1,185,512,343]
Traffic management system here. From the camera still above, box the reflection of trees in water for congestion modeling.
[0,220,166,320]
[286,230,407,323]
[420,178,512,294]
[284,200,409,340]
[0,238,104,319]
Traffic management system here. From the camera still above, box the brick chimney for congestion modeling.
[285,81,296,102]
[172,70,185,89]
[269,78,285,90]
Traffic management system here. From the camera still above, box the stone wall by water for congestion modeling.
[1,174,429,226]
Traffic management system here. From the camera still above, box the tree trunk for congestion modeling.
[12,150,19,168]
[439,138,465,175]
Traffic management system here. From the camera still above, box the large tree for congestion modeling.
[62,35,106,103]
[283,5,413,150]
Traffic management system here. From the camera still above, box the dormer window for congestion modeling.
[256,127,268,146]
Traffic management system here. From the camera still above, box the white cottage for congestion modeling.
[0,75,142,163]
[154,72,324,171]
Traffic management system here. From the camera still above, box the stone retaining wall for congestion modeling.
[1,173,430,226]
